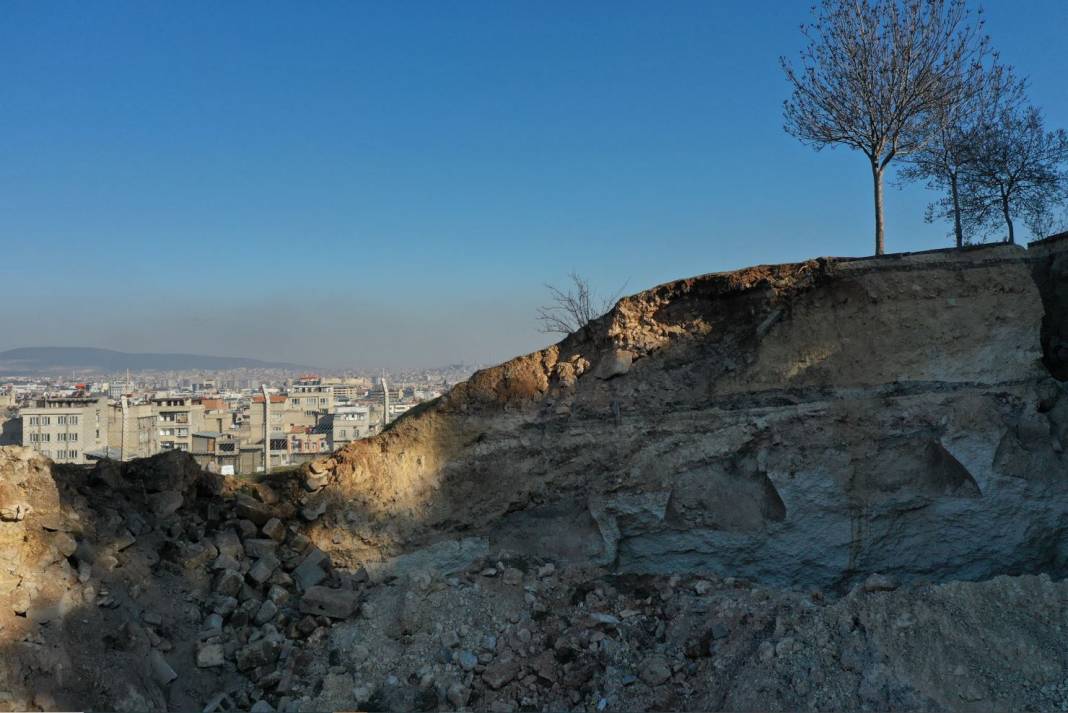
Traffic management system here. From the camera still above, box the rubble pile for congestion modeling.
[0,448,366,712]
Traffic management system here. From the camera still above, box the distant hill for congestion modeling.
[0,347,311,374]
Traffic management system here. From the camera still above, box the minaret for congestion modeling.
[381,374,390,429]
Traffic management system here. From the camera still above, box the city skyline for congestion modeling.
[3,1,1066,368]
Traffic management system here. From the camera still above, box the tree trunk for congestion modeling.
[950,174,963,248]
[1002,193,1014,244]
[872,162,885,255]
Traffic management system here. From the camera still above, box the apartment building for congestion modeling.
[323,377,371,401]
[20,396,108,464]
[200,398,235,434]
[329,404,376,448]
[151,396,204,452]
[287,375,334,414]
[106,399,159,460]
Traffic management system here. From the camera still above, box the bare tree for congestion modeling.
[537,273,627,336]
[963,104,1068,244]
[782,0,988,255]
[900,61,1024,246]
[1025,201,1067,241]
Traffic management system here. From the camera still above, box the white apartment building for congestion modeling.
[20,396,108,464]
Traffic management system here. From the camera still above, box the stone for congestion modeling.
[197,643,226,668]
[248,555,280,585]
[639,655,671,686]
[255,599,278,625]
[253,483,279,505]
[482,658,520,690]
[213,596,239,616]
[862,573,898,593]
[447,683,470,708]
[250,701,275,713]
[245,538,279,560]
[215,531,244,560]
[148,490,184,517]
[112,530,136,551]
[235,494,274,526]
[149,650,178,685]
[300,498,328,522]
[215,569,244,597]
[262,518,287,543]
[236,639,281,672]
[299,586,355,619]
[594,349,634,380]
[457,650,478,671]
[213,554,242,571]
[54,532,77,558]
[267,584,290,606]
[292,548,330,590]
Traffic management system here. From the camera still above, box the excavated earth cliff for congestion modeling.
[308,243,1068,590]
[3,241,1068,712]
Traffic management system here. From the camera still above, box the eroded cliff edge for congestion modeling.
[303,242,1068,590]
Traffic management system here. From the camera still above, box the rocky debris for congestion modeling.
[593,348,634,379]
[292,548,330,590]
[299,586,356,619]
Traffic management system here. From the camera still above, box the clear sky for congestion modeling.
[2,1,1065,369]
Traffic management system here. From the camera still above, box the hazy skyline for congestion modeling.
[3,1,1065,369]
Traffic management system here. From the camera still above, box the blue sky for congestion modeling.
[2,1,1065,368]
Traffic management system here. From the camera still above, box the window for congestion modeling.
[69,415,78,425]
[70,433,78,441]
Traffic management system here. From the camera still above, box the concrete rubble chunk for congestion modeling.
[236,638,281,672]
[214,569,244,597]
[262,518,286,543]
[299,586,355,619]
[148,490,184,517]
[149,650,178,685]
[196,643,226,668]
[235,494,274,526]
[862,573,898,593]
[244,538,279,560]
[639,654,671,686]
[292,548,330,590]
[212,553,242,571]
[53,532,77,558]
[248,555,279,585]
[482,658,520,690]
[255,598,278,625]
[593,349,634,380]
[215,531,244,560]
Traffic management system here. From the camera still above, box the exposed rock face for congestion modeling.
[306,244,1068,591]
